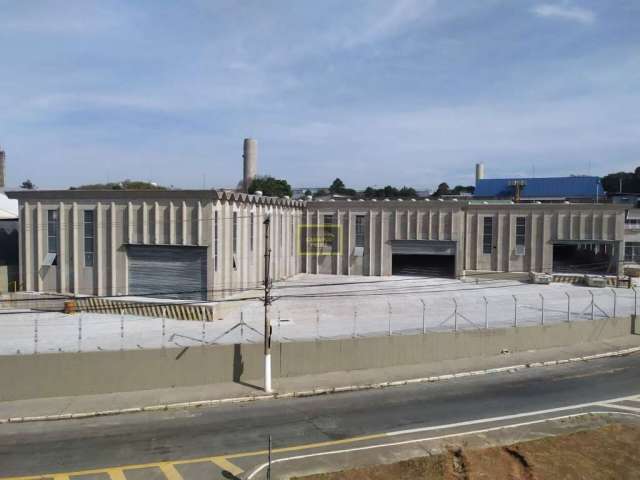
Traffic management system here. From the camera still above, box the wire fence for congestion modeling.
[0,286,637,355]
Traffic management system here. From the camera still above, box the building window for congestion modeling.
[515,216,526,255]
[625,242,640,263]
[46,209,58,265]
[323,214,335,248]
[250,212,254,251]
[482,217,493,255]
[214,210,218,271]
[355,215,365,247]
[232,211,238,254]
[83,210,95,267]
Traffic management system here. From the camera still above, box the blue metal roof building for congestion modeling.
[474,176,603,201]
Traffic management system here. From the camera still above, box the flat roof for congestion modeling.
[6,189,305,207]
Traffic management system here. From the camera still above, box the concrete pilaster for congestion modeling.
[142,201,149,244]
[72,203,79,293]
[36,203,43,291]
[96,202,103,296]
[181,201,188,245]
[110,202,117,295]
[58,202,66,293]
[23,202,32,291]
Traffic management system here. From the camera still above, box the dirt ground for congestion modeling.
[296,423,640,480]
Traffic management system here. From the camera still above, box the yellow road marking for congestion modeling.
[211,457,244,476]
[52,476,70,480]
[0,433,384,480]
[106,469,127,480]
[158,463,184,480]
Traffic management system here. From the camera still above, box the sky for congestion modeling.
[0,0,639,191]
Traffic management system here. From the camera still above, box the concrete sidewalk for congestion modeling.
[1,335,639,423]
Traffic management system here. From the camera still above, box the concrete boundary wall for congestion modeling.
[0,317,633,401]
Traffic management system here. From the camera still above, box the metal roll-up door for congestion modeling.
[391,241,456,277]
[128,246,207,300]
[390,240,456,255]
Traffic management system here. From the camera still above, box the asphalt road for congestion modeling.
[1,352,639,478]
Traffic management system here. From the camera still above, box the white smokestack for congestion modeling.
[0,150,5,191]
[475,163,485,183]
[243,138,257,192]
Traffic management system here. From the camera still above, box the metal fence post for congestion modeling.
[565,291,571,322]
[483,296,488,329]
[539,293,544,325]
[120,309,125,351]
[353,305,358,339]
[161,307,166,348]
[512,295,518,327]
[201,311,206,345]
[419,299,426,334]
[34,315,39,354]
[453,298,458,332]
[589,290,595,320]
[611,288,617,318]
[277,309,282,340]
[387,301,392,336]
[634,287,638,317]
[78,313,83,353]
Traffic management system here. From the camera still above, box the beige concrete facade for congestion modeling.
[8,191,626,299]
[10,190,304,299]
[304,199,626,277]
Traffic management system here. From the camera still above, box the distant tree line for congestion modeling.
[248,176,293,197]
[69,180,168,190]
[432,182,475,197]
[312,178,473,199]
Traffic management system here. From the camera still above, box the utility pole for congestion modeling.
[263,216,273,393]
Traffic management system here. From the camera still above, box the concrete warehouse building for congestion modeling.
[10,189,303,300]
[303,199,624,278]
[7,141,627,300]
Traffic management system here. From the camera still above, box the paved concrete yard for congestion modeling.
[0,274,635,354]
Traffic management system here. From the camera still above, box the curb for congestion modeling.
[2,345,639,425]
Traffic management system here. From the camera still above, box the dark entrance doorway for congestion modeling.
[392,254,456,277]
[552,242,614,275]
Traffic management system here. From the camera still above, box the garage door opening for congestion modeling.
[552,242,614,275]
[128,245,207,300]
[392,254,455,277]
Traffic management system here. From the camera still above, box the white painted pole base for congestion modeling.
[264,353,272,393]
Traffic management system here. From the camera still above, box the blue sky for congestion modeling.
[1,0,639,191]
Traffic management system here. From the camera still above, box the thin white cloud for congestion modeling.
[531,3,595,25]
[342,0,436,48]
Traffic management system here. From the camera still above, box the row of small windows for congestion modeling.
[319,215,367,248]
[625,242,640,263]
[44,208,296,272]
[45,210,95,267]
[483,216,527,255]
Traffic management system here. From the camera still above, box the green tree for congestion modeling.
[20,179,35,189]
[451,185,475,195]
[248,176,293,197]
[329,178,346,194]
[304,189,312,197]
[602,170,640,194]
[433,182,450,197]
